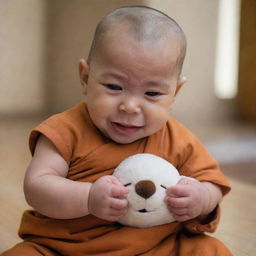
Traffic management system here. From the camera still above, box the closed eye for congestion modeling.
[124,182,132,187]
[103,84,122,91]
[160,184,167,189]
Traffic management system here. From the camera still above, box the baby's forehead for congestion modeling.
[101,28,182,64]
[99,23,181,61]
[88,7,186,73]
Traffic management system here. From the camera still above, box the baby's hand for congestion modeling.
[165,177,209,222]
[88,175,129,222]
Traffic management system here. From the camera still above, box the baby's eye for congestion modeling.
[124,182,132,187]
[145,91,162,97]
[103,84,122,91]
[160,184,167,189]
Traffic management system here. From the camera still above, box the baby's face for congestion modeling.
[80,33,184,144]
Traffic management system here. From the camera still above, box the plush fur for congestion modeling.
[113,153,182,228]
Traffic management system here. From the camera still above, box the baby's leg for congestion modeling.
[1,242,59,256]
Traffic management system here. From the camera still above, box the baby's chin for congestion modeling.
[109,135,145,145]
[105,131,146,145]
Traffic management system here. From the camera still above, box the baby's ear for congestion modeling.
[174,75,187,96]
[79,59,89,95]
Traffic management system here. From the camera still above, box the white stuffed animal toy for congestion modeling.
[113,153,184,228]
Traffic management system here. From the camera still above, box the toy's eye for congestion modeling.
[124,182,132,187]
[160,185,167,189]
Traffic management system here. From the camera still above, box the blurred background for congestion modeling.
[0,0,255,255]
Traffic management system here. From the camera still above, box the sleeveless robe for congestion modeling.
[2,102,231,256]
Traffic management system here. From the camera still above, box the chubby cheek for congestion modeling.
[146,105,170,127]
[150,116,169,133]
[87,98,115,126]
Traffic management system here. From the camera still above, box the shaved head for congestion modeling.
[87,6,187,75]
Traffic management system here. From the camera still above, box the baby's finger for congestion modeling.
[172,214,190,222]
[109,208,127,217]
[165,196,188,208]
[107,208,128,222]
[109,175,124,186]
[168,206,187,215]
[111,185,128,198]
[110,198,128,210]
[166,185,190,197]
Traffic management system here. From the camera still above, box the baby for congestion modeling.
[2,6,231,256]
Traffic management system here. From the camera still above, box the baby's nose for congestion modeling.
[119,97,141,114]
[135,180,156,199]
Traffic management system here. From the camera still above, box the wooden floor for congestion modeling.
[0,117,255,255]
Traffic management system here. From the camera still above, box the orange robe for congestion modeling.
[2,102,232,256]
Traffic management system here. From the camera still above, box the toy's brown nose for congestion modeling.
[135,180,156,199]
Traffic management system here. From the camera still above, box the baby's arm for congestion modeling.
[165,177,222,222]
[24,135,128,220]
